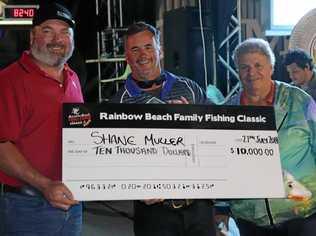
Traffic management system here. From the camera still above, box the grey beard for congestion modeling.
[30,46,73,67]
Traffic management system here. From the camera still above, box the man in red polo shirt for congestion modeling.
[0,2,83,235]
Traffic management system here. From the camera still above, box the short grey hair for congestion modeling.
[233,38,276,68]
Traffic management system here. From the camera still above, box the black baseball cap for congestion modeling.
[32,2,75,28]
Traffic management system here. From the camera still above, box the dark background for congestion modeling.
[0,0,291,102]
[0,0,156,99]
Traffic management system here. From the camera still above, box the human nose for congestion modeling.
[247,66,257,75]
[138,47,149,56]
[52,32,65,42]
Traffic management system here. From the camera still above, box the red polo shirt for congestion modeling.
[0,51,83,186]
[240,80,275,106]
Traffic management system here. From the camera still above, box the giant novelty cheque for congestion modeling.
[62,103,285,201]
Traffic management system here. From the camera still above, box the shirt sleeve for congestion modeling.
[306,98,316,155]
[189,79,214,105]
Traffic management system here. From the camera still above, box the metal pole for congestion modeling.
[96,0,103,103]
[107,0,111,28]
[237,0,241,42]
[212,34,217,86]
[119,0,123,27]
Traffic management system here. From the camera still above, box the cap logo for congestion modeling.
[57,10,70,20]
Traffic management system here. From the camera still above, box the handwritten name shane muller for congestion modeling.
[100,112,204,122]
[90,131,191,157]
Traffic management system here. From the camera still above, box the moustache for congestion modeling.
[245,76,260,81]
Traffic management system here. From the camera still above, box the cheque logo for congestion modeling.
[68,107,91,127]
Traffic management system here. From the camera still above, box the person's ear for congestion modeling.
[125,50,130,65]
[29,29,35,47]
[270,64,274,75]
[305,63,310,71]
[159,46,164,60]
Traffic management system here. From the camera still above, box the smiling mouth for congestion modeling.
[48,44,64,51]
[246,77,261,82]
[137,58,150,65]
[49,48,65,56]
[50,47,63,50]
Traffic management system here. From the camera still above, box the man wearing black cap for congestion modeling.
[0,2,83,235]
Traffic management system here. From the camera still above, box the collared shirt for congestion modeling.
[294,69,316,101]
[240,80,275,106]
[110,71,210,104]
[0,51,83,186]
[227,80,316,226]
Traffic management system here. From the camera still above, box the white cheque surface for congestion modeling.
[63,128,285,201]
